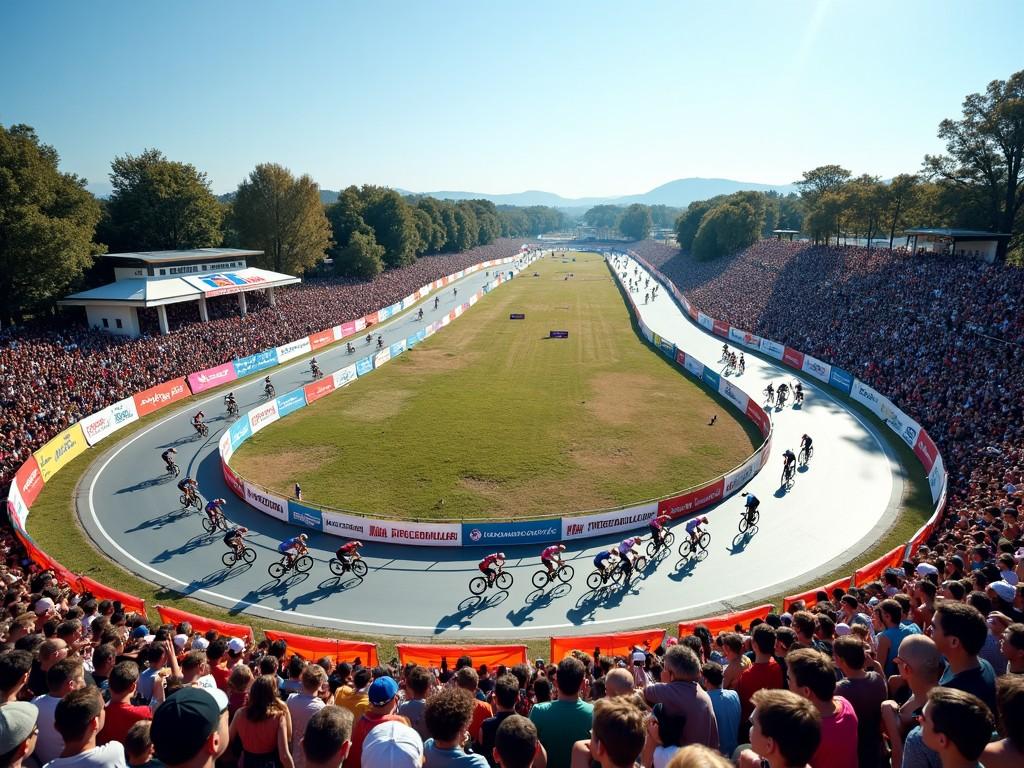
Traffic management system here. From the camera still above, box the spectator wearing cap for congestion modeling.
[228,675,294,768]
[301,706,351,768]
[97,662,151,746]
[529,657,593,768]
[920,687,994,768]
[342,676,406,768]
[454,668,491,746]
[151,686,230,768]
[362,720,425,768]
[0,701,39,768]
[287,665,326,768]
[424,686,489,768]
[988,581,1022,620]
[982,676,1024,768]
[737,689,821,768]
[642,646,717,750]
[932,603,997,712]
[492,715,541,768]
[397,666,432,742]
[46,687,125,768]
[33,657,85,765]
[479,675,520,768]
[784,649,857,768]
[699,663,739,759]
[833,636,886,768]
[334,668,372,722]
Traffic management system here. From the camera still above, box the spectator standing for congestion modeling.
[454,668,491,746]
[982,676,1024,768]
[642,646,718,750]
[362,720,424,768]
[150,687,231,768]
[528,657,592,768]
[919,688,994,768]
[47,687,126,768]
[300,707,352,768]
[737,689,821,768]
[423,687,488,768]
[98,662,151,746]
[832,636,886,768]
[334,668,371,722]
[582,698,645,768]
[0,650,33,704]
[287,665,327,768]
[875,599,916,676]
[1000,623,1024,674]
[343,676,406,768]
[492,715,541,768]
[228,675,294,768]
[33,657,85,765]
[0,701,39,768]
[398,666,432,742]
[932,603,997,712]
[699,664,738,759]
[736,625,783,742]
[479,675,519,767]
[785,649,857,768]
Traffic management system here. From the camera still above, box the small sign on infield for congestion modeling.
[509,313,525,320]
[549,330,569,339]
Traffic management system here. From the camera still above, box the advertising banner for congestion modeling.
[712,319,730,338]
[759,338,785,360]
[228,418,252,452]
[851,379,885,419]
[652,332,661,348]
[374,348,391,367]
[304,378,336,404]
[364,311,379,326]
[829,366,854,394]
[34,423,88,482]
[701,367,720,390]
[407,330,426,348]
[928,455,946,502]
[288,501,323,531]
[341,321,357,338]
[233,349,279,379]
[913,429,939,474]
[561,502,658,541]
[697,312,714,331]
[782,347,805,369]
[388,340,406,358]
[244,482,288,521]
[679,605,774,637]
[462,519,562,547]
[658,337,675,359]
[724,454,759,496]
[247,401,280,435]
[729,327,762,348]
[880,398,920,448]
[640,323,654,343]
[134,377,189,417]
[264,630,378,667]
[219,431,233,464]
[656,479,725,519]
[276,337,312,364]
[397,644,526,670]
[550,630,665,664]
[187,362,237,394]
[7,485,28,530]
[356,357,373,377]
[801,355,832,384]
[718,378,749,412]
[373,520,461,546]
[275,390,306,418]
[377,306,393,322]
[331,325,344,341]
[682,353,704,379]
[403,293,417,307]
[453,305,463,318]
[156,605,255,643]
[80,396,139,446]
[745,400,771,437]
[14,456,45,508]
[309,329,336,350]
[332,364,358,389]
[321,510,371,538]
[354,317,367,332]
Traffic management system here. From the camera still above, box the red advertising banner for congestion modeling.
[364,311,378,326]
[309,329,335,350]
[14,456,44,508]
[264,630,378,667]
[550,629,666,663]
[397,644,527,670]
[782,348,805,369]
[745,400,771,437]
[678,604,774,637]
[782,575,853,612]
[78,576,147,617]
[656,479,724,519]
[854,545,906,587]
[303,379,336,404]
[675,350,686,366]
[222,461,245,499]
[14,528,80,589]
[134,377,190,417]
[913,429,939,474]
[712,320,730,337]
[156,605,255,643]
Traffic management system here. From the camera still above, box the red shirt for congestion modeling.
[809,696,859,768]
[469,697,493,743]
[736,659,784,722]
[211,661,232,691]
[99,699,151,745]
[343,713,407,768]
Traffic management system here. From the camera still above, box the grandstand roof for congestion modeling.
[904,228,1011,239]
[101,248,264,265]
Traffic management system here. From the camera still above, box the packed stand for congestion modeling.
[0,239,532,494]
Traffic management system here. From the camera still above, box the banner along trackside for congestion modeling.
[34,423,88,482]
[187,362,237,394]
[133,378,189,417]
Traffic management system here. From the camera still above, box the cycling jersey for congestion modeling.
[205,501,221,515]
[480,553,502,569]
[617,538,638,556]
[540,545,561,561]
[177,480,193,491]
[223,530,243,545]
[802,437,813,448]
[278,536,304,554]
[594,551,613,568]
[685,518,703,534]
[161,450,175,463]
[744,494,759,508]
[783,451,796,464]
[338,541,359,554]
[649,516,668,531]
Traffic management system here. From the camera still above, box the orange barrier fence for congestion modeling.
[782,575,854,612]
[397,644,527,669]
[550,629,666,662]
[156,605,256,643]
[678,604,774,637]
[264,630,378,667]
[78,576,147,616]
[853,545,906,587]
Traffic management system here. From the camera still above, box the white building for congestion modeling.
[60,248,301,337]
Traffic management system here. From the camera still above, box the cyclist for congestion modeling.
[776,382,789,406]
[417,307,424,321]
[738,353,746,374]
[453,288,458,299]
[264,376,275,397]
[685,516,709,549]
[782,449,797,479]
[161,447,177,472]
[192,410,206,435]
[540,544,566,578]
[800,433,813,458]
[223,526,248,557]
[478,552,506,587]
[793,382,804,404]
[592,549,618,582]
[177,476,199,503]
[335,540,363,570]
[205,498,226,527]
[741,492,760,523]
[278,533,309,568]
[366,332,372,345]
[616,537,641,578]
[434,296,439,310]
[721,344,729,360]
[346,342,354,354]
[648,513,671,548]
[224,392,237,415]
[376,335,384,349]
[310,358,322,379]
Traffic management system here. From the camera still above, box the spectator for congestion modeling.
[479,675,519,768]
[454,668,491,746]
[602,669,634,698]
[579,697,645,768]
[639,703,685,768]
[301,707,352,768]
[718,635,749,690]
[698,663,738,759]
[0,650,33,704]
[362,720,424,768]
[784,649,857,768]
[288,664,327,768]
[423,686,488,768]
[227,664,255,719]
[33,657,85,765]
[228,674,294,768]
[642,646,718,750]
[48,686,125,768]
[875,599,916,676]
[736,624,783,742]
[832,636,886,768]
[982,675,1024,768]
[878,635,944,768]
[737,689,821,768]
[492,715,541,768]
[998,622,1024,674]
[98,661,151,746]
[150,687,231,768]
[344,676,406,768]
[920,688,994,768]
[528,657,592,768]
[398,665,432,742]
[932,603,997,712]
[662,745,731,768]
[334,668,371,722]
[0,701,39,768]
[122,721,156,768]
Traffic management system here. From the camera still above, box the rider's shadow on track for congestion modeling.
[116,478,168,495]
[505,584,572,628]
[668,554,705,582]
[566,582,629,625]
[186,563,253,591]
[728,529,758,555]
[152,533,215,563]
[434,593,508,634]
[156,437,198,449]
[125,507,192,532]
[278,575,362,612]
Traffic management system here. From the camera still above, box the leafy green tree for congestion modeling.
[361,187,419,267]
[691,199,762,259]
[649,204,682,229]
[0,124,103,324]
[453,202,479,250]
[777,193,803,231]
[231,163,332,273]
[844,175,887,245]
[102,148,222,251]
[497,206,531,237]
[796,164,852,202]
[583,204,622,229]
[326,186,369,255]
[465,199,501,245]
[923,69,1024,260]
[675,200,714,251]
[619,203,653,240]
[415,197,449,252]
[883,174,919,249]
[334,229,384,279]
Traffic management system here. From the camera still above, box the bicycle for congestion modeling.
[165,462,180,478]
[193,422,209,438]
[225,402,239,418]
[531,562,574,589]
[678,530,711,558]
[469,568,513,595]
[738,509,760,534]
[646,531,676,558]
[586,567,618,591]
[329,557,368,578]
[263,385,276,400]
[612,555,647,585]
[179,492,201,511]
[222,546,256,568]
[781,464,795,488]
[202,514,228,534]
[776,392,788,408]
[268,552,313,579]
[798,445,814,466]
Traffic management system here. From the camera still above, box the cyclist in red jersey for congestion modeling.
[648,513,671,548]
[540,544,566,577]
[479,552,505,586]
[335,540,363,568]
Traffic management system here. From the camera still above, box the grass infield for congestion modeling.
[231,252,760,520]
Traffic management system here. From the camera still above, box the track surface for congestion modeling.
[77,252,901,636]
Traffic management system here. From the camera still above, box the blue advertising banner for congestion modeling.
[275,390,307,417]
[389,341,406,358]
[356,356,374,377]
[658,338,675,359]
[461,519,563,546]
[388,302,402,316]
[406,330,426,349]
[228,419,252,451]
[829,365,854,395]
[377,305,393,321]
[288,500,323,531]
[701,367,721,390]
[232,348,279,378]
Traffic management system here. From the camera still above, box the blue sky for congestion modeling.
[2,1,1022,198]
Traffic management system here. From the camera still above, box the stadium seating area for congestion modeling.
[1,238,1023,768]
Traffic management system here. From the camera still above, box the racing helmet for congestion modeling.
[498,552,506,559]
[216,498,226,504]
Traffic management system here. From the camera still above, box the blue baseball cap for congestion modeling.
[368,675,399,706]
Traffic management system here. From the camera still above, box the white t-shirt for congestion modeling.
[654,745,680,768]
[287,693,325,768]
[32,695,63,765]
[43,742,126,768]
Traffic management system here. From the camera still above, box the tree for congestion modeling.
[334,229,384,279]
[923,70,1024,260]
[796,164,852,202]
[649,204,682,229]
[453,202,479,251]
[361,187,419,268]
[102,148,222,251]
[415,197,448,252]
[844,175,887,246]
[691,198,763,259]
[583,204,622,229]
[0,124,103,325]
[619,204,652,240]
[232,163,332,274]
[675,200,714,251]
[883,174,919,249]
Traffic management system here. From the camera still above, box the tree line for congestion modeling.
[0,136,568,325]
[581,203,681,240]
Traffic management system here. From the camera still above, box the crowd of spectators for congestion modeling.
[0,239,532,493]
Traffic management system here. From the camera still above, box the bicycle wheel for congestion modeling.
[495,571,513,590]
[241,547,256,564]
[329,559,345,576]
[469,576,487,596]
[634,555,648,572]
[738,515,751,534]
[698,531,711,549]
[295,555,313,573]
[179,494,188,507]
[586,571,604,590]
[268,561,286,579]
[221,552,236,568]
[678,538,694,558]
[351,559,368,577]
[532,570,551,589]
[799,448,808,464]
[202,517,215,533]
[556,564,574,583]
[645,540,659,558]
[663,531,675,548]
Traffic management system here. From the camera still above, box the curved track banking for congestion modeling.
[77,252,903,636]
